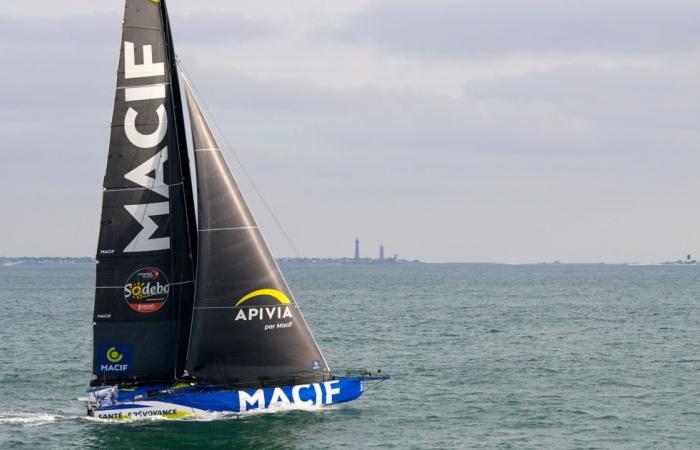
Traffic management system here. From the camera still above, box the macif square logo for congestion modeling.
[97,343,133,374]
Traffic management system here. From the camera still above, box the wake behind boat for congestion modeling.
[81,0,387,420]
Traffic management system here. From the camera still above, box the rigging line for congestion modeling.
[176,60,323,284]
[362,378,388,393]
[177,62,307,262]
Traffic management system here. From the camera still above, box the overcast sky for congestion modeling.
[1,0,699,263]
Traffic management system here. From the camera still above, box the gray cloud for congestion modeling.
[171,11,275,43]
[335,0,700,55]
[1,0,699,262]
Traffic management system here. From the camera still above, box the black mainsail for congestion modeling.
[92,0,196,386]
[182,81,330,387]
[93,0,330,390]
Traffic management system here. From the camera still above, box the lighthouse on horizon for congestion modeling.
[346,238,404,264]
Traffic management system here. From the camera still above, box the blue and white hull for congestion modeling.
[83,376,381,421]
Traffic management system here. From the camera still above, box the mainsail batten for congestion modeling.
[182,81,330,387]
[92,0,195,386]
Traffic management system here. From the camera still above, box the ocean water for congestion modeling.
[2,263,700,449]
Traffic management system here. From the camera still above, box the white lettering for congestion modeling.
[313,383,323,406]
[125,84,166,102]
[124,42,165,79]
[123,202,170,252]
[234,306,295,324]
[124,104,168,149]
[323,381,341,405]
[100,364,129,372]
[239,389,265,413]
[269,388,291,408]
[292,384,314,407]
[124,148,169,198]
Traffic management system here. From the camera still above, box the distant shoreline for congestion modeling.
[2,257,698,267]
[0,256,95,266]
[0,256,420,266]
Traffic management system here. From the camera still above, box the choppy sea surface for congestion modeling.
[2,263,700,449]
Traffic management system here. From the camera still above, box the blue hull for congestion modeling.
[88,377,369,420]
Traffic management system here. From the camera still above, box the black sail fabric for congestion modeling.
[182,81,330,387]
[92,0,196,386]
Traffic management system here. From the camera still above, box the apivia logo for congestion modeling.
[235,289,291,307]
[234,289,294,329]
[234,289,295,332]
[97,344,132,374]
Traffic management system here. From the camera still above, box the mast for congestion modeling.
[159,0,198,379]
[182,81,330,387]
[91,0,196,386]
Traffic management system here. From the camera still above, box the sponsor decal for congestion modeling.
[311,360,321,371]
[238,381,341,413]
[120,37,170,253]
[124,267,169,313]
[235,289,294,332]
[235,289,291,307]
[96,409,187,420]
[97,344,132,374]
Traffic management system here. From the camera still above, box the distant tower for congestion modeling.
[688,254,692,262]
[354,238,360,260]
[380,245,385,261]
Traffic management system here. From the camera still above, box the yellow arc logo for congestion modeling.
[235,289,292,307]
[106,347,124,363]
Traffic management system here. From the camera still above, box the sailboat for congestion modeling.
[80,0,387,420]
